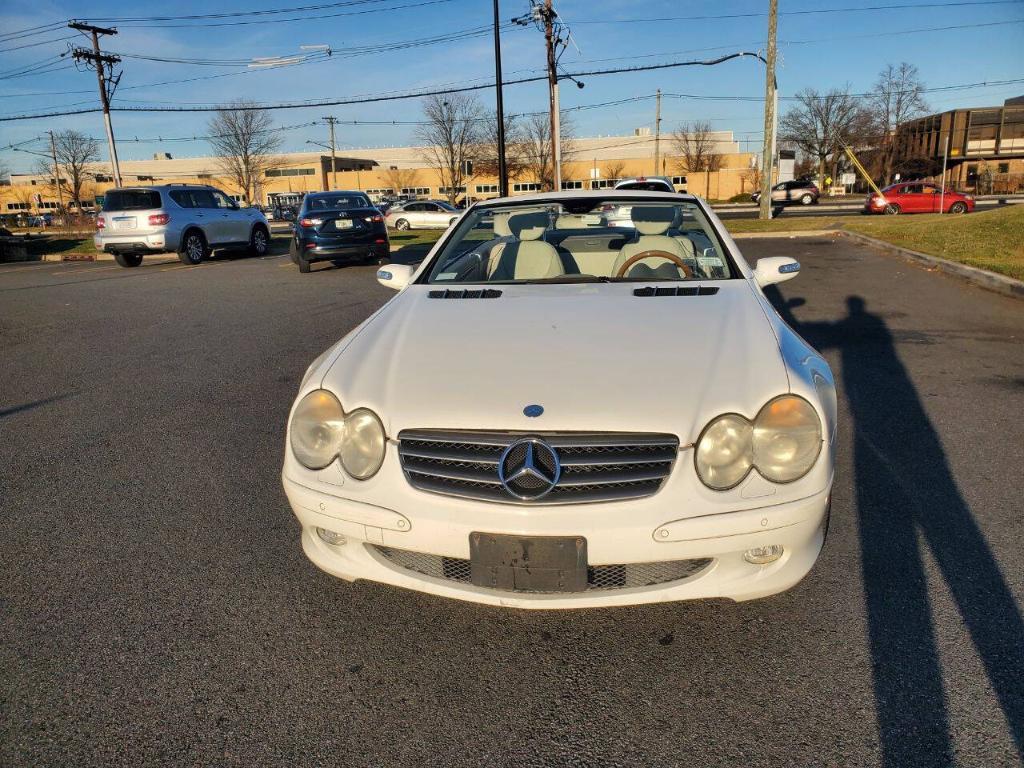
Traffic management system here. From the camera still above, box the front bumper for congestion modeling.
[282,473,832,609]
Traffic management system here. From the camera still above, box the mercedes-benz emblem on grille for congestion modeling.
[498,438,561,501]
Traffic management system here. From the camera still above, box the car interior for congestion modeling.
[426,201,732,283]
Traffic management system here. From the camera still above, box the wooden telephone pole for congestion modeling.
[542,0,561,191]
[322,116,338,190]
[69,21,122,188]
[758,0,778,220]
[653,89,663,176]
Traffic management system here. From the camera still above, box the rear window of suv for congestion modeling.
[103,190,162,211]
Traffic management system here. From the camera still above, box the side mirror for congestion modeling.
[753,257,800,287]
[376,263,414,291]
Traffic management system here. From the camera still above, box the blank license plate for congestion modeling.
[113,217,136,230]
[470,533,587,593]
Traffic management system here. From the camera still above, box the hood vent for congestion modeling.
[633,286,719,297]
[428,288,503,299]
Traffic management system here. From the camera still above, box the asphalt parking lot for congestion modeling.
[2,238,1022,767]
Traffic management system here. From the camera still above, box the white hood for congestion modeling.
[320,282,789,441]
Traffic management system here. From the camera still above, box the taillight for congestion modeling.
[96,217,105,229]
[600,204,615,212]
[366,214,383,223]
[148,213,170,226]
[299,217,322,228]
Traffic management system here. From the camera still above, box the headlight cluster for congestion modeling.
[289,389,386,479]
[695,395,822,490]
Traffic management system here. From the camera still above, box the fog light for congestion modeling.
[316,527,346,545]
[744,545,783,564]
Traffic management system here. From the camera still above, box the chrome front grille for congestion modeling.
[371,545,712,592]
[398,430,679,504]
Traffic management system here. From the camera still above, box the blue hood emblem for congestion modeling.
[523,404,544,418]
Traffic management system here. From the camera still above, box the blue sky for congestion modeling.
[1,0,1022,172]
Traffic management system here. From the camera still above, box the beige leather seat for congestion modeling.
[487,211,564,280]
[612,205,695,278]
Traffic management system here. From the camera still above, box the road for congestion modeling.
[1,237,1022,767]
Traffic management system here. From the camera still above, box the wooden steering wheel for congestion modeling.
[614,250,694,279]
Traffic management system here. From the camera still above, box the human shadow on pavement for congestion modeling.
[764,288,1024,766]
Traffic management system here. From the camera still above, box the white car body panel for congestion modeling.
[282,191,836,608]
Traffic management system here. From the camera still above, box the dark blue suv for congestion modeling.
[290,191,389,273]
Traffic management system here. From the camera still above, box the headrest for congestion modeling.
[631,205,675,236]
[492,212,512,237]
[508,211,549,241]
[555,214,586,230]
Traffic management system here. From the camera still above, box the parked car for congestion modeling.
[384,200,460,230]
[283,190,837,608]
[290,191,389,273]
[751,179,820,206]
[94,185,270,268]
[863,182,973,215]
[273,206,297,222]
[614,176,676,193]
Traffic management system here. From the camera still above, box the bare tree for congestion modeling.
[470,111,529,182]
[603,160,626,181]
[521,112,576,190]
[415,93,484,204]
[780,87,872,187]
[34,130,100,210]
[673,121,724,199]
[206,100,283,203]
[381,166,420,195]
[0,158,9,184]
[868,62,928,184]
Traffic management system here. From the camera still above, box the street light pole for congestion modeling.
[322,116,338,191]
[758,0,778,220]
[493,0,508,197]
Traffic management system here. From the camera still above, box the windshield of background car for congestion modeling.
[305,194,371,211]
[423,198,736,284]
[616,181,673,192]
[103,190,161,211]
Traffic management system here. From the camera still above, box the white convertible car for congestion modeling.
[282,191,837,608]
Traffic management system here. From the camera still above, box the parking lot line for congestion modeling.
[158,264,200,272]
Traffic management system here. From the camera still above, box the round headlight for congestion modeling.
[752,395,822,483]
[339,408,386,479]
[695,414,753,490]
[290,389,346,469]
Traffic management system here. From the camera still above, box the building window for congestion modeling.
[561,180,583,190]
[438,186,466,195]
[6,202,30,210]
[40,201,59,209]
[197,174,212,180]
[475,184,498,194]
[95,175,112,183]
[365,188,395,196]
[589,178,620,190]
[512,182,541,192]
[265,168,316,178]
[400,187,430,195]
[671,176,687,185]
[998,162,1010,174]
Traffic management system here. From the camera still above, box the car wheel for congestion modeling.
[883,203,901,215]
[178,230,208,264]
[297,252,312,273]
[800,193,813,205]
[288,238,299,264]
[949,201,968,214]
[394,218,410,231]
[114,252,143,268]
[249,225,269,256]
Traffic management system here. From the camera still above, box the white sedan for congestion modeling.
[282,191,836,609]
[384,200,460,230]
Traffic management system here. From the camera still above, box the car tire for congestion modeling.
[178,230,209,264]
[800,193,813,205]
[249,224,269,257]
[297,252,312,273]
[394,218,410,231]
[288,238,299,264]
[883,204,901,215]
[948,201,968,214]
[114,252,143,268]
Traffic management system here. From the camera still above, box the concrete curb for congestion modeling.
[731,230,839,239]
[837,230,1024,300]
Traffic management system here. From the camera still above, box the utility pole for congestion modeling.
[48,131,65,214]
[493,0,508,197]
[542,0,561,191]
[653,89,662,176]
[322,116,338,190]
[69,21,122,188]
[758,0,778,220]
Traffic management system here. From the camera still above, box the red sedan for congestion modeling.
[864,182,974,215]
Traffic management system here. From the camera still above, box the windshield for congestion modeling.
[304,194,371,211]
[423,198,735,284]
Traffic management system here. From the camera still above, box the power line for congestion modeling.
[0,34,78,54]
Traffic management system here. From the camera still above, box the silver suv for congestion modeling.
[95,185,271,268]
